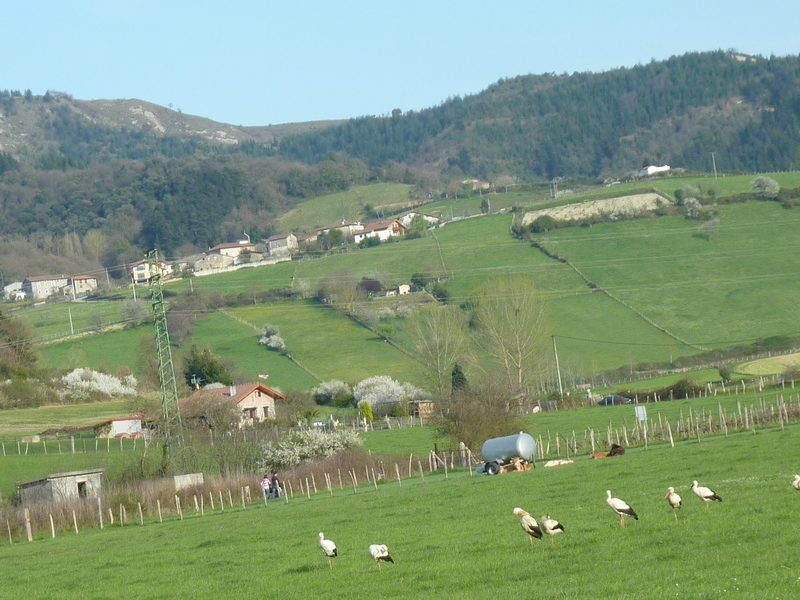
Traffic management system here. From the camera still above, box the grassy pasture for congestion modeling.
[737,352,800,376]
[39,325,150,375]
[176,310,319,390]
[535,201,800,348]
[0,400,130,439]
[1,426,798,599]
[21,300,125,341]
[277,183,413,233]
[231,300,425,386]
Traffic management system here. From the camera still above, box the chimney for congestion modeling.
[229,385,236,397]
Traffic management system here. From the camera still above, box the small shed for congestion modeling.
[16,469,104,505]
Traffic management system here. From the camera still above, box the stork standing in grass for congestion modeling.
[513,507,543,546]
[606,490,638,528]
[540,514,564,547]
[691,480,722,509]
[319,532,337,570]
[368,544,394,572]
[792,475,800,491]
[665,487,682,521]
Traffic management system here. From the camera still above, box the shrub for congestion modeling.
[312,380,352,405]
[260,429,363,472]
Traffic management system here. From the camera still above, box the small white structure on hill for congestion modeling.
[17,469,104,505]
[638,165,671,177]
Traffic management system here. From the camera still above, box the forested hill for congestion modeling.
[279,51,800,179]
[2,50,800,282]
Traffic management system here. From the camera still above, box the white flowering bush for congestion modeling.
[261,334,286,352]
[353,375,426,417]
[260,429,362,471]
[61,368,138,399]
[259,323,286,352]
[312,380,352,404]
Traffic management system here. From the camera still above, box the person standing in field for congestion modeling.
[260,474,272,500]
[270,472,281,499]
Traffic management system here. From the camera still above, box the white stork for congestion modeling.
[540,514,564,547]
[513,507,543,546]
[664,487,682,521]
[368,544,394,572]
[691,480,722,509]
[318,532,337,570]
[606,490,638,528]
[792,474,800,491]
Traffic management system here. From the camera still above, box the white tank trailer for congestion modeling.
[480,432,537,475]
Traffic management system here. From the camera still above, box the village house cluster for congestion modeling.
[3,211,441,302]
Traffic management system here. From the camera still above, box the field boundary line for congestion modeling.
[532,239,707,351]
[218,309,322,383]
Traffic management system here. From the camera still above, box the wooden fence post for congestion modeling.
[157,499,163,522]
[73,510,79,534]
[49,514,55,538]
[97,498,104,529]
[24,509,32,542]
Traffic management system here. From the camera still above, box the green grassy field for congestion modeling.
[535,201,800,347]
[0,400,130,438]
[39,325,151,375]
[231,300,425,386]
[277,183,414,233]
[2,424,798,599]
[176,310,320,390]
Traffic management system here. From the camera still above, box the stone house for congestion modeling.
[22,274,70,300]
[259,233,298,257]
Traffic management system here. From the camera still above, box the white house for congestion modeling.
[399,212,440,229]
[206,241,255,258]
[180,382,285,427]
[3,281,25,300]
[385,284,411,297]
[353,220,406,244]
[129,259,171,284]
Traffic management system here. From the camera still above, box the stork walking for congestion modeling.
[513,507,543,546]
[691,480,722,509]
[540,514,564,547]
[606,490,638,528]
[368,544,394,572]
[664,487,682,521]
[318,532,337,570]
[792,474,800,491]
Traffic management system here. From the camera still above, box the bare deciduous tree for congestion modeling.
[407,302,471,399]
[471,276,549,399]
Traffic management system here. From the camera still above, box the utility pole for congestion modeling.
[552,335,564,399]
[711,152,718,180]
[147,249,184,462]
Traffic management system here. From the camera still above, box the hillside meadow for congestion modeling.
[33,200,796,388]
[534,200,800,346]
[1,424,798,599]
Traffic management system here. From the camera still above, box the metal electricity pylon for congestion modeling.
[147,249,184,458]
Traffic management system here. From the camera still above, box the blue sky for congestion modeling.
[3,1,798,126]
